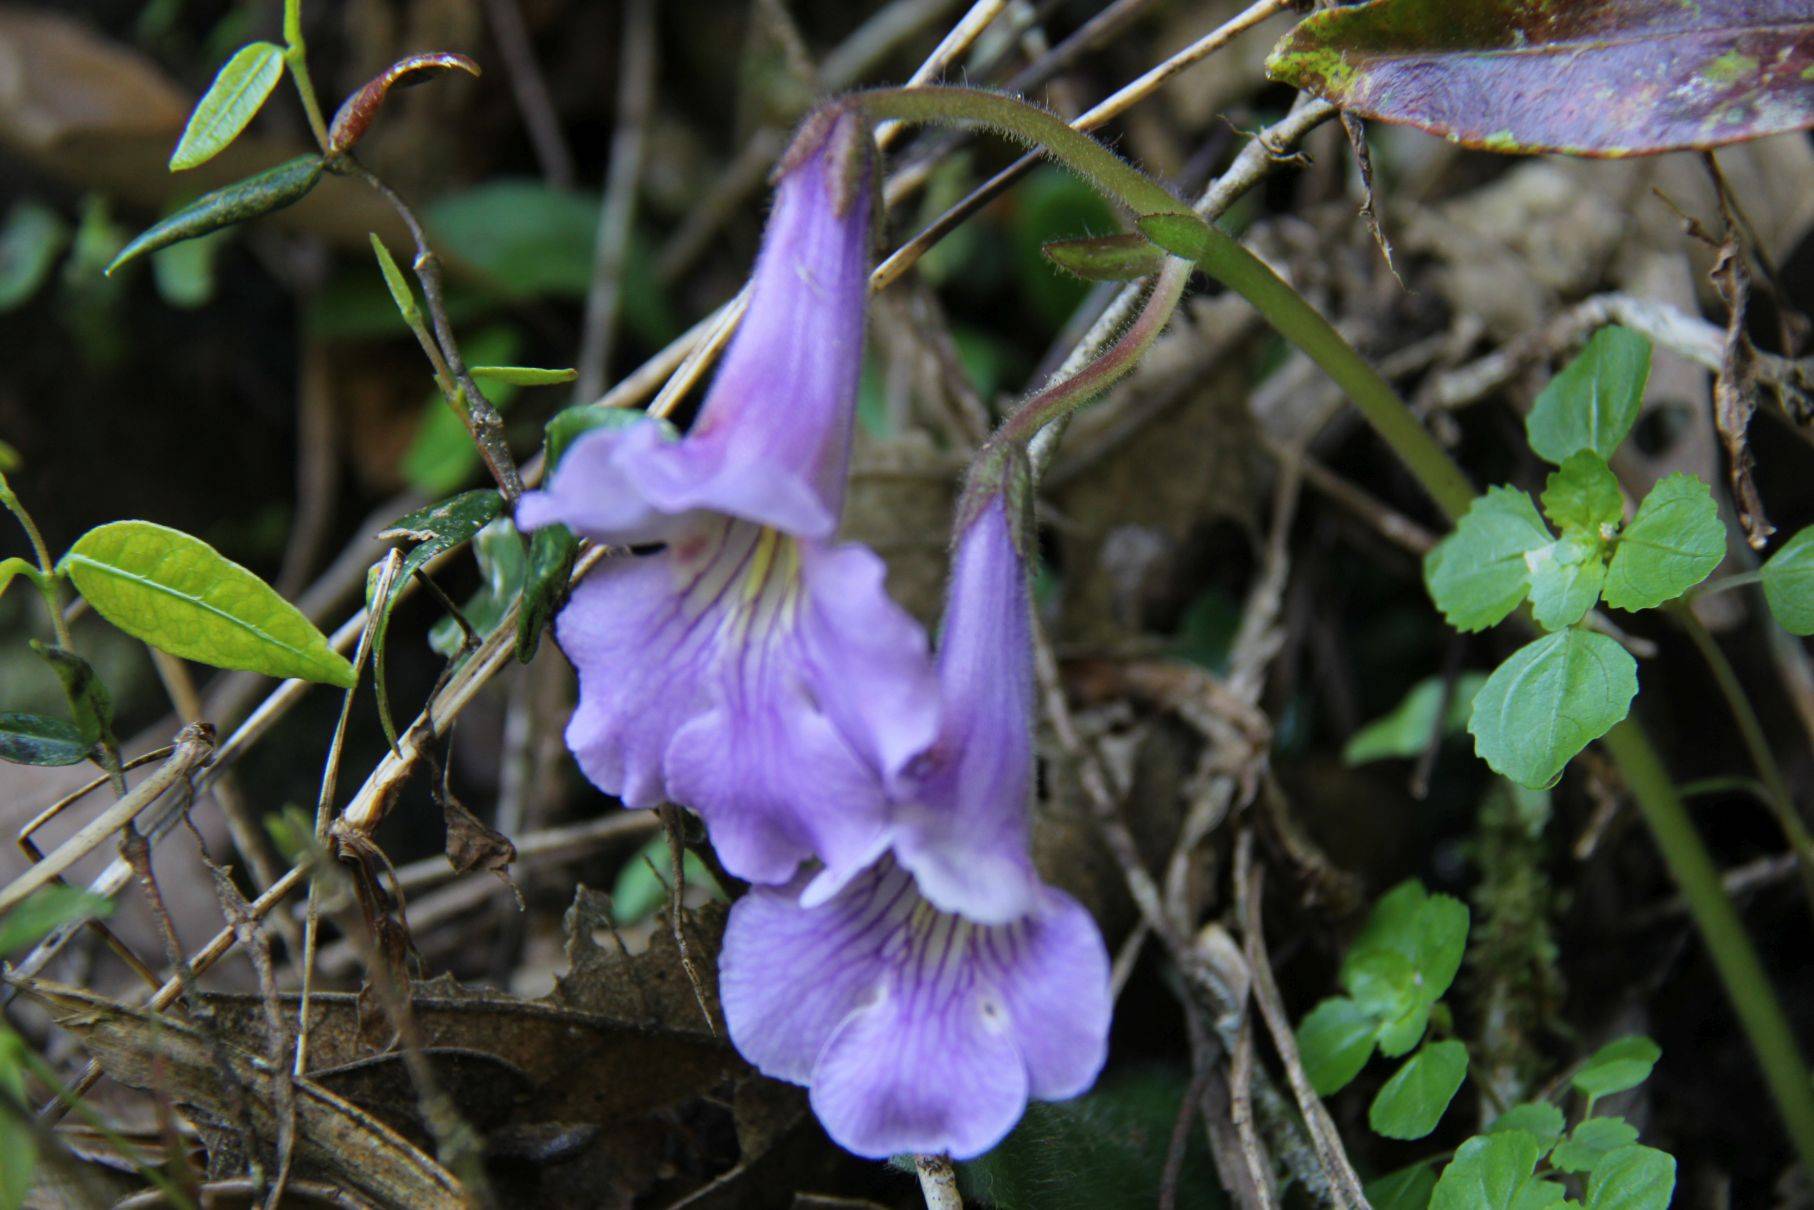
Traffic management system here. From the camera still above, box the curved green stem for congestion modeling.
[282,0,331,153]
[1668,602,1814,918]
[0,475,73,651]
[1601,721,1814,1170]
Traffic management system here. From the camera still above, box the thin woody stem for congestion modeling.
[340,162,525,502]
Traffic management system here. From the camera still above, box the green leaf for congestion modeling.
[1412,893,1470,1004]
[30,644,116,750]
[1602,474,1724,610]
[1343,673,1488,765]
[1469,629,1638,788]
[1297,997,1379,1095]
[1344,949,1425,1056]
[1527,532,1608,631]
[609,834,723,924]
[427,518,526,660]
[1432,1131,1570,1210]
[1526,327,1651,464]
[1489,1102,1567,1151]
[1132,212,1220,261]
[0,1029,34,1209]
[1369,1039,1468,1139]
[469,365,579,387]
[1762,526,1814,635]
[1366,1163,1439,1210]
[0,713,90,767]
[151,227,228,309]
[0,884,114,953]
[1552,1117,1641,1174]
[169,42,285,171]
[372,490,506,746]
[517,523,579,663]
[544,404,671,471]
[0,200,69,312]
[1424,487,1553,632]
[59,520,354,687]
[1570,1036,1661,1101]
[1042,233,1167,281]
[1584,1146,1675,1210]
[108,156,324,275]
[369,233,421,326]
[1541,451,1624,535]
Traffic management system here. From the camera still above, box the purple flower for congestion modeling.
[517,110,872,545]
[520,112,938,888]
[721,496,1113,1160]
[551,514,937,889]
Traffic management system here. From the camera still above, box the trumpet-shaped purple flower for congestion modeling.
[721,496,1113,1160]
[517,111,871,545]
[519,112,938,887]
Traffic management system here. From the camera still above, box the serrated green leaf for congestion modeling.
[469,365,579,387]
[1366,1163,1438,1210]
[1541,451,1623,535]
[1571,1036,1661,1101]
[1433,1130,1570,1210]
[1527,327,1651,464]
[517,522,579,663]
[1761,526,1814,635]
[0,200,69,312]
[1042,233,1167,281]
[170,42,285,171]
[1425,486,1553,631]
[1469,630,1638,788]
[1528,532,1608,631]
[1370,1039,1468,1139]
[373,490,506,746]
[1343,672,1488,765]
[1297,997,1378,1095]
[0,713,90,767]
[1584,1145,1675,1210]
[109,156,323,275]
[59,521,354,687]
[1489,1102,1567,1151]
[0,884,114,953]
[1603,474,1724,610]
[1551,1117,1640,1174]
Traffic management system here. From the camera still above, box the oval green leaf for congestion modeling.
[1488,1102,1567,1152]
[1762,526,1814,635]
[1527,327,1651,464]
[59,521,355,687]
[0,712,89,767]
[170,42,286,171]
[1369,1039,1468,1140]
[1552,1116,1640,1174]
[108,156,324,276]
[1043,233,1168,282]
[1432,1130,1565,1210]
[1297,997,1379,1095]
[1602,473,1725,611]
[1424,486,1553,632]
[1469,629,1638,788]
[1585,1145,1676,1210]
[1267,0,1814,158]
[1571,1035,1661,1101]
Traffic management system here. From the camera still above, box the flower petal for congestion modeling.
[626,114,872,539]
[516,420,682,546]
[996,889,1113,1099]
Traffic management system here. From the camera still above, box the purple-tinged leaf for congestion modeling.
[1267,0,1814,158]
[329,52,481,154]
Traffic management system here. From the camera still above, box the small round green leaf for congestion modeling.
[1541,451,1623,535]
[1488,1102,1567,1152]
[1584,1145,1675,1210]
[1528,532,1608,631]
[1571,1036,1661,1100]
[1526,327,1651,464]
[1761,526,1814,635]
[1469,629,1638,788]
[1369,1039,1469,1139]
[1432,1130,1567,1210]
[1551,1116,1640,1174]
[0,712,89,767]
[170,42,286,171]
[1425,486,1554,632]
[1297,997,1379,1095]
[60,520,355,687]
[1602,474,1724,611]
